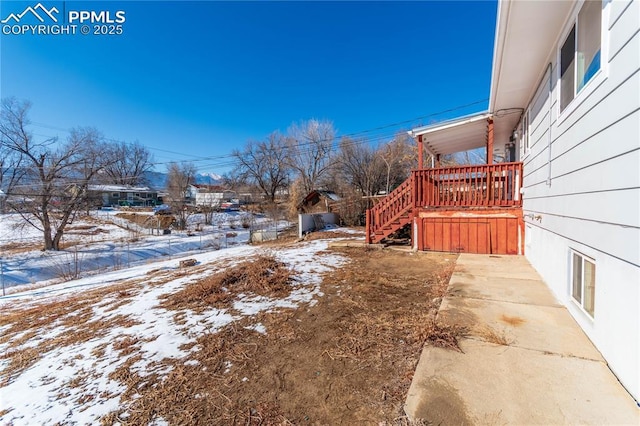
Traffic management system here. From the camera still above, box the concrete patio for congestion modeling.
[404,253,639,425]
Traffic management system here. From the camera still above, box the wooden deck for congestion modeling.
[366,162,524,254]
[413,162,522,208]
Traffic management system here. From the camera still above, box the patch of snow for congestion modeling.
[0,234,352,424]
[248,323,267,334]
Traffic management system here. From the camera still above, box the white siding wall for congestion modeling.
[195,191,235,206]
[521,0,639,401]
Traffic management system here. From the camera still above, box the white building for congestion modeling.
[492,0,639,402]
[188,184,236,207]
[386,0,639,402]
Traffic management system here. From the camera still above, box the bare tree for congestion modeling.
[231,132,290,202]
[199,204,217,226]
[101,140,154,186]
[325,135,416,226]
[458,148,486,165]
[286,119,335,193]
[0,135,26,213]
[336,137,387,197]
[193,187,223,226]
[0,98,112,250]
[166,162,196,230]
[379,133,414,194]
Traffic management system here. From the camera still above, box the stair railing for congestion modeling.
[366,174,414,243]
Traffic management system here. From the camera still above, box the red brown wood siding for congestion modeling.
[417,209,523,255]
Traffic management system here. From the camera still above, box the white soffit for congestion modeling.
[408,112,491,156]
[489,0,574,141]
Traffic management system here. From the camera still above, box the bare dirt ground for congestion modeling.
[115,212,175,229]
[1,242,459,425]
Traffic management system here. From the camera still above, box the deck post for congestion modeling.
[487,118,495,203]
[365,209,371,244]
[487,118,494,164]
[417,134,424,169]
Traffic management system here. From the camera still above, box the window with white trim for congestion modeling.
[571,250,596,317]
[560,0,602,111]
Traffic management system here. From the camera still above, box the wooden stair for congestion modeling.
[366,175,414,244]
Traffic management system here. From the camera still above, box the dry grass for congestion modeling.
[381,417,431,426]
[474,325,511,346]
[97,248,458,424]
[0,241,43,254]
[3,243,459,424]
[111,335,140,355]
[0,281,144,386]
[114,212,174,229]
[304,230,362,241]
[416,319,468,353]
[65,225,109,236]
[100,322,296,425]
[0,312,142,386]
[161,254,293,312]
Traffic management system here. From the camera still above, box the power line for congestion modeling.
[1,99,488,191]
[23,99,488,170]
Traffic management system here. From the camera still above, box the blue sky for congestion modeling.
[1,1,497,174]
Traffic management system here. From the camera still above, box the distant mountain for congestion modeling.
[143,171,168,190]
[198,172,223,182]
[143,171,223,190]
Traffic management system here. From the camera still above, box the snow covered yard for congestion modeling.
[0,238,349,424]
[0,210,286,292]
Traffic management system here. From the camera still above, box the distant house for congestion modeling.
[297,190,341,214]
[188,184,236,207]
[367,0,639,403]
[87,185,159,207]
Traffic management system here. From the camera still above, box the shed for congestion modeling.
[297,190,341,214]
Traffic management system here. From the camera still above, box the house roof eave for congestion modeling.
[408,112,491,156]
[489,0,574,143]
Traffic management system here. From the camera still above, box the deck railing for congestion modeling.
[366,162,523,243]
[366,174,414,243]
[413,162,523,208]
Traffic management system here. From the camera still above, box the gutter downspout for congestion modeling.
[546,62,553,186]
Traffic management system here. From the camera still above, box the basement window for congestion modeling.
[571,250,596,318]
[560,0,602,111]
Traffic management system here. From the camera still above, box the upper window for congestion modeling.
[571,250,596,317]
[560,1,602,111]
